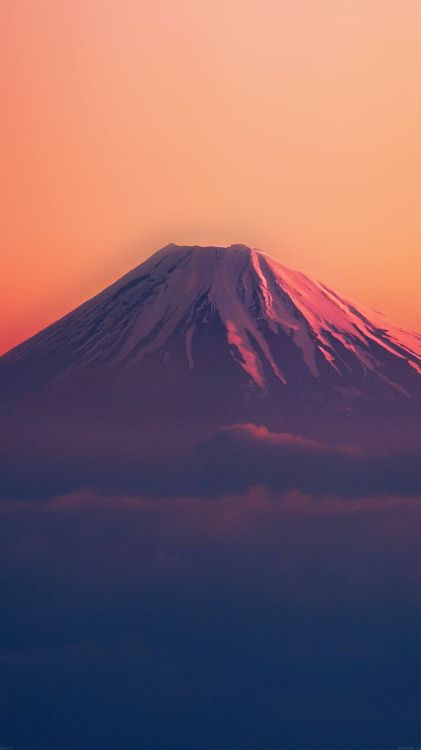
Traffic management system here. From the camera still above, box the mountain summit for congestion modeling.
[2,243,421,446]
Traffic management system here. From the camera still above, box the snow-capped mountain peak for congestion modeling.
[3,243,421,401]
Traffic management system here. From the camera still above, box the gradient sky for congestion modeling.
[2,0,421,353]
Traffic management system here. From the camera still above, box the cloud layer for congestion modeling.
[1,487,421,749]
[2,419,421,747]
[2,421,421,501]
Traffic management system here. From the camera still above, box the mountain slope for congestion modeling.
[1,243,421,446]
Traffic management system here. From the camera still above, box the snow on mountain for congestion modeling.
[4,243,421,397]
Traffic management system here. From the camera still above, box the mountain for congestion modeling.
[1,243,421,449]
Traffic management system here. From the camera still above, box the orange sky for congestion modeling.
[2,0,421,354]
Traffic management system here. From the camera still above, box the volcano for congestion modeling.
[1,243,421,449]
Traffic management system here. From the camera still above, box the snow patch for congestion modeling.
[185,325,195,370]
[226,320,265,389]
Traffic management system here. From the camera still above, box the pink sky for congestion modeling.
[2,0,421,353]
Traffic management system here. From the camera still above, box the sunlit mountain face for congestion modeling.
[2,244,421,750]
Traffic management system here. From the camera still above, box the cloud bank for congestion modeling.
[1,487,421,749]
[1,421,421,501]
[2,416,421,748]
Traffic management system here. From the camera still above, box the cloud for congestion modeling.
[2,407,420,746]
[1,487,421,749]
[193,423,421,497]
[1,419,420,501]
